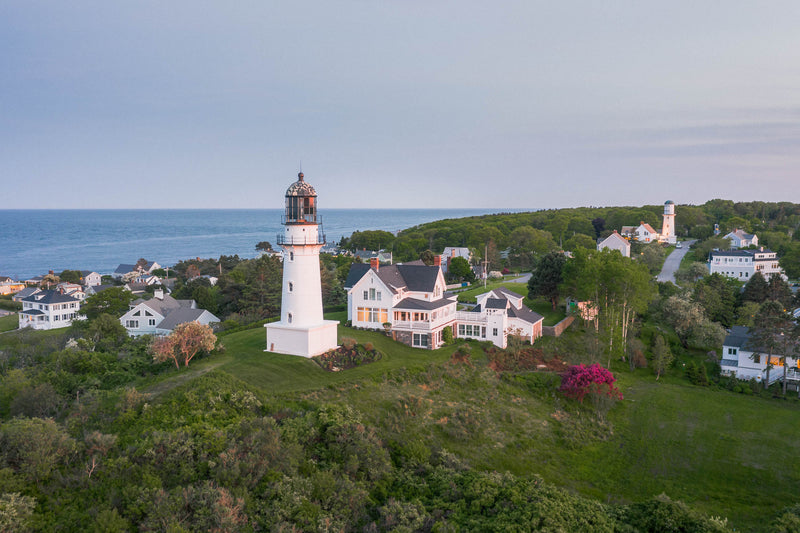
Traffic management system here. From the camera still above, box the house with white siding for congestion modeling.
[709,248,786,281]
[723,229,758,249]
[119,289,218,336]
[721,326,799,386]
[18,289,82,330]
[345,259,543,350]
[597,231,631,257]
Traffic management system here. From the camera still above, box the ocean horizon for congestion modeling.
[0,208,534,280]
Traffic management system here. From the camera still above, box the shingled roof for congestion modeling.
[344,263,441,293]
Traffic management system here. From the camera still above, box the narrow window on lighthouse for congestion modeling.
[289,252,294,261]
[288,313,293,324]
[288,282,293,292]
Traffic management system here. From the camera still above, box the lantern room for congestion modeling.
[285,172,317,224]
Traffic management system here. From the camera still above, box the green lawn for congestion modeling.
[166,321,800,532]
[0,313,17,333]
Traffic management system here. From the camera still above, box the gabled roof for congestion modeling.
[344,264,370,289]
[14,287,41,299]
[345,263,441,294]
[492,287,524,300]
[638,222,658,234]
[485,298,508,309]
[396,265,439,292]
[507,304,544,325]
[114,264,137,274]
[394,297,453,311]
[132,294,191,315]
[598,232,630,247]
[156,308,218,331]
[723,326,751,349]
[21,289,81,305]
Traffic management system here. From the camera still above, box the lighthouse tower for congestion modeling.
[264,172,339,357]
[661,200,677,244]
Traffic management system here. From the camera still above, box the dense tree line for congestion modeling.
[379,200,800,272]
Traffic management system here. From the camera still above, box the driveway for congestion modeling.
[657,240,697,283]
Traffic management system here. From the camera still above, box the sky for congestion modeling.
[2,1,799,210]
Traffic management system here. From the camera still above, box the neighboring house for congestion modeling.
[0,281,26,295]
[457,287,544,347]
[620,226,635,238]
[18,289,81,330]
[352,250,393,264]
[633,222,659,243]
[440,247,472,273]
[345,260,543,350]
[80,271,102,287]
[721,326,797,385]
[55,282,86,301]
[724,229,758,249]
[12,287,41,302]
[597,231,631,257]
[709,248,786,281]
[85,284,115,297]
[112,260,161,280]
[0,276,12,283]
[119,289,218,337]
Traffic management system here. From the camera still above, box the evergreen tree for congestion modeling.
[528,252,566,310]
[742,272,769,304]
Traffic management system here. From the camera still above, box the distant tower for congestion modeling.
[264,172,339,357]
[662,200,677,244]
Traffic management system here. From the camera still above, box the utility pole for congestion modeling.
[484,244,488,288]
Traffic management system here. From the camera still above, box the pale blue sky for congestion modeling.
[2,1,798,209]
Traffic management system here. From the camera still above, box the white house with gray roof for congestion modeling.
[18,289,82,330]
[597,231,631,257]
[723,229,758,249]
[721,326,798,386]
[119,289,218,336]
[345,261,543,350]
[709,248,786,281]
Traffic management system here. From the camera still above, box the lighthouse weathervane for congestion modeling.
[264,171,339,357]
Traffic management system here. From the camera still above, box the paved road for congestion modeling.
[657,240,697,283]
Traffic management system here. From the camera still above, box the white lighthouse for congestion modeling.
[264,172,339,357]
[661,200,677,244]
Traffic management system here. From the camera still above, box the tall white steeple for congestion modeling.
[264,172,339,357]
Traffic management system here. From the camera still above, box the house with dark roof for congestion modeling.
[709,248,786,281]
[112,260,161,281]
[119,289,218,337]
[18,289,82,330]
[721,326,798,385]
[345,259,544,350]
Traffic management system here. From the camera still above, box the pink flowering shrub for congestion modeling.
[559,363,623,403]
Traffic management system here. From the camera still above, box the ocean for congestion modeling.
[0,208,530,279]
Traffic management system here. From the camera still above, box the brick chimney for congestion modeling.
[370,257,379,271]
[434,255,441,267]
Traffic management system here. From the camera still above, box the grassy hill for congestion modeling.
[139,321,800,532]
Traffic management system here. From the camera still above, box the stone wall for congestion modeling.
[542,315,575,337]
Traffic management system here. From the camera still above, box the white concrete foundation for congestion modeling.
[264,320,339,358]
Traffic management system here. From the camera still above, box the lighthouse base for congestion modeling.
[264,320,339,358]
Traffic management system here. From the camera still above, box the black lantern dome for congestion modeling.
[285,172,317,224]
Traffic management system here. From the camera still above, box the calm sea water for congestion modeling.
[0,209,529,279]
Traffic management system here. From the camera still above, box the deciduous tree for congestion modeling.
[79,287,134,320]
[651,334,673,380]
[151,322,216,369]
